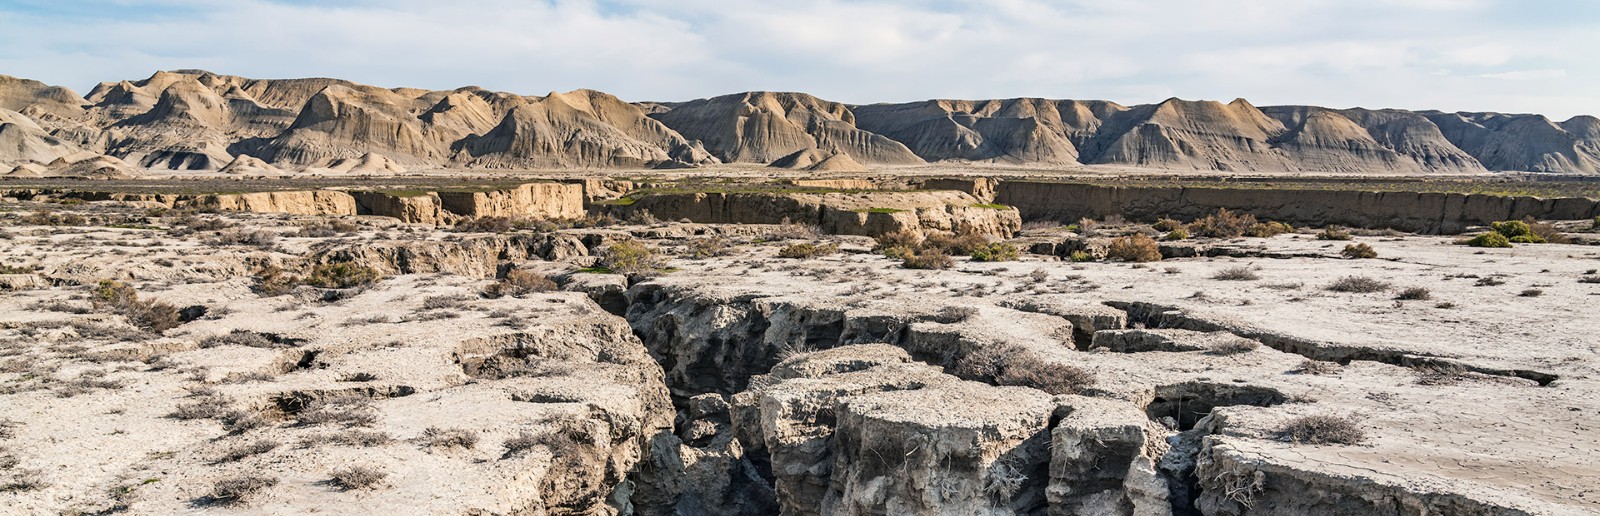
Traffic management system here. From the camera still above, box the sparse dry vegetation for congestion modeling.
[1326,276,1390,293]
[954,345,1095,395]
[1105,234,1161,262]
[1277,414,1365,445]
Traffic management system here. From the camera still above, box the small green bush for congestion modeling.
[1067,250,1095,262]
[1105,234,1162,262]
[1152,218,1183,232]
[1490,220,1533,239]
[1465,232,1512,248]
[776,242,839,259]
[1341,243,1377,259]
[1162,228,1189,241]
[969,243,1019,262]
[599,240,663,275]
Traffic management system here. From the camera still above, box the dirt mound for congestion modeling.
[0,109,81,165]
[217,154,285,175]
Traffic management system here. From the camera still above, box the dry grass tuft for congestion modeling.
[1277,414,1365,445]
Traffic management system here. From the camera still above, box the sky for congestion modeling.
[1,0,1597,119]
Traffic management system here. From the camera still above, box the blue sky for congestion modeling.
[1,0,1596,119]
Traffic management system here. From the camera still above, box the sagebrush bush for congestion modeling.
[599,240,663,275]
[874,230,921,252]
[1211,267,1259,281]
[90,280,180,333]
[1277,414,1365,445]
[1395,287,1431,300]
[1465,232,1512,248]
[329,466,386,491]
[902,249,954,270]
[452,217,520,233]
[1067,250,1095,262]
[923,231,990,256]
[1245,221,1292,238]
[1105,234,1161,262]
[685,235,735,258]
[969,242,1019,262]
[1187,208,1256,238]
[1162,228,1189,241]
[776,242,839,259]
[1341,243,1377,259]
[1317,226,1353,240]
[954,345,1094,395]
[1325,276,1390,293]
[1151,218,1183,232]
[421,427,479,449]
[205,475,278,505]
[483,270,557,298]
[303,262,381,289]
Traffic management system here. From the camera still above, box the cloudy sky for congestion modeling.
[1,0,1596,119]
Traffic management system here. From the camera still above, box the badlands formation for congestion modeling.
[2,70,1600,175]
[1,69,1599,516]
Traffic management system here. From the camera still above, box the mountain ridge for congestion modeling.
[3,69,1598,176]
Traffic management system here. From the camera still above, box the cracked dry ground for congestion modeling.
[0,203,1597,515]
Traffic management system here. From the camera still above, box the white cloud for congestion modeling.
[0,0,1594,118]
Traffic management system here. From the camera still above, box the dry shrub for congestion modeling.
[1187,208,1256,238]
[296,219,360,237]
[1209,339,1261,355]
[484,270,558,298]
[199,330,281,349]
[1211,266,1259,281]
[91,280,180,334]
[1525,218,1569,244]
[1106,234,1161,262]
[902,248,954,270]
[1245,221,1292,238]
[206,230,278,248]
[874,230,922,252]
[303,263,381,289]
[452,217,518,233]
[1291,360,1341,375]
[1395,287,1431,301]
[1277,414,1365,445]
[955,345,1094,395]
[776,242,839,259]
[685,235,735,258]
[205,475,278,505]
[328,466,386,491]
[765,218,822,240]
[420,427,479,449]
[216,440,280,463]
[1316,226,1353,240]
[1152,218,1184,232]
[1341,243,1377,259]
[1325,276,1389,293]
[297,397,378,428]
[923,230,990,256]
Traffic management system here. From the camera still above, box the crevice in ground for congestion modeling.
[1106,300,1559,386]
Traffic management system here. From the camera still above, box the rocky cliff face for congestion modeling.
[2,70,1599,173]
[605,189,1022,239]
